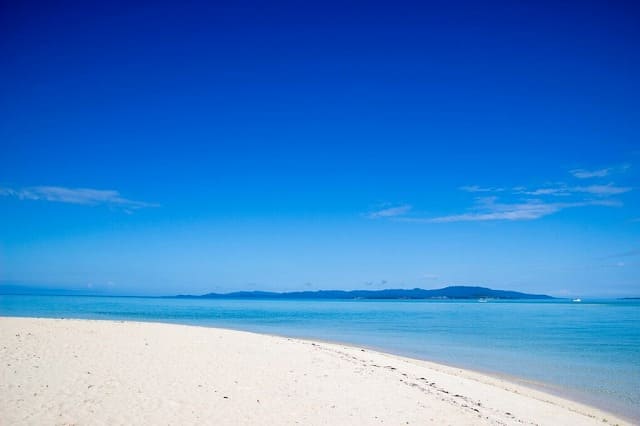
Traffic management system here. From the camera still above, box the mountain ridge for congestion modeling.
[174,286,554,300]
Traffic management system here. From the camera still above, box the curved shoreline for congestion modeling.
[234,328,632,420]
[7,312,629,420]
[1,317,633,425]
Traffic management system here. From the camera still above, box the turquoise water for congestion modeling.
[1,295,638,420]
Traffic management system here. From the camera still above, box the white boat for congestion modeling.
[478,298,489,303]
[572,298,582,303]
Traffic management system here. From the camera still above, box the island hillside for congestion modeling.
[175,286,553,300]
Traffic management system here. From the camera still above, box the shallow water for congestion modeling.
[1,295,638,420]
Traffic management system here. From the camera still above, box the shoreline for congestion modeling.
[2,312,631,420]
[1,316,633,425]
[236,329,629,418]
[259,333,636,424]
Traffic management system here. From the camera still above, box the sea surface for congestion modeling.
[1,295,638,420]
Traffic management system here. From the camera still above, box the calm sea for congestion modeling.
[1,295,638,420]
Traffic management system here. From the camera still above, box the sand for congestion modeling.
[0,317,631,425]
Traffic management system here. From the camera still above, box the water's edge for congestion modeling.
[1,296,638,421]
[0,313,636,423]
[0,315,640,423]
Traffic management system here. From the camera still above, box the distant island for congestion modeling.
[0,284,554,299]
[174,286,554,300]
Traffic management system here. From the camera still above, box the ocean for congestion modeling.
[1,295,638,420]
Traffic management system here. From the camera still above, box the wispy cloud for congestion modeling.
[570,168,611,179]
[516,186,570,196]
[570,164,630,179]
[459,185,504,193]
[367,164,632,224]
[517,183,632,197]
[367,204,412,219]
[573,184,632,196]
[429,198,562,222]
[424,197,619,223]
[0,185,158,211]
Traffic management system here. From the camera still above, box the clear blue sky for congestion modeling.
[1,0,638,296]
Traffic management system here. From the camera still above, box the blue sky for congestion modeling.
[1,0,638,296]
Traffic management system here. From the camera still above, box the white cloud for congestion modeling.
[367,164,632,224]
[517,186,571,196]
[404,197,621,223]
[367,204,412,219]
[570,164,630,179]
[572,184,632,196]
[516,183,631,197]
[0,185,158,210]
[459,185,504,193]
[427,198,562,223]
[570,168,611,179]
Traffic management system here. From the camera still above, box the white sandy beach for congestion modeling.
[0,317,630,425]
